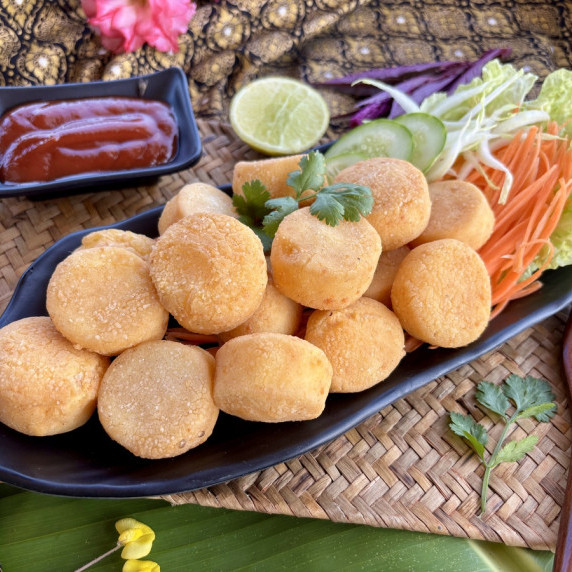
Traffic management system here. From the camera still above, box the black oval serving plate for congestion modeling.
[0,204,571,498]
[0,67,202,198]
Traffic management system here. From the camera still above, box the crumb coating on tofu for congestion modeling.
[97,340,218,459]
[0,316,109,436]
[150,213,267,334]
[214,333,332,422]
[305,297,405,392]
[391,239,491,348]
[409,180,495,250]
[46,246,168,356]
[335,157,431,251]
[270,207,381,310]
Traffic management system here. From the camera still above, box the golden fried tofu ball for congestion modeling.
[334,157,431,250]
[391,239,491,347]
[47,247,168,356]
[150,213,267,334]
[98,340,218,459]
[363,246,410,306]
[218,276,303,343]
[270,207,382,310]
[409,180,495,250]
[0,317,109,436]
[158,182,237,235]
[305,298,405,393]
[232,154,306,201]
[78,229,155,261]
[214,333,332,422]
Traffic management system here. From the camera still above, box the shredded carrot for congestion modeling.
[458,122,572,319]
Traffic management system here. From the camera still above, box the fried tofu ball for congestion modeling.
[218,276,303,343]
[0,317,109,436]
[214,333,332,422]
[150,213,267,334]
[98,340,218,459]
[47,246,168,355]
[158,182,237,235]
[270,207,382,310]
[363,246,410,306]
[391,239,491,347]
[305,298,405,392]
[78,229,155,261]
[232,154,307,201]
[409,180,495,250]
[334,157,431,250]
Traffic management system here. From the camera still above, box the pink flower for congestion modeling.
[82,0,196,54]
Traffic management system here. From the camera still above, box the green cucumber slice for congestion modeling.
[393,112,446,172]
[325,151,368,182]
[325,118,413,162]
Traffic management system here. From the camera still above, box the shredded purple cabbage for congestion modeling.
[314,48,512,125]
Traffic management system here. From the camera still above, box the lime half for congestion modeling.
[229,76,330,156]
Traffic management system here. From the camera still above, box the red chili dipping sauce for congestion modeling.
[0,97,178,184]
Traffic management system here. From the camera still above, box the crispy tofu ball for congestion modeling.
[391,239,491,347]
[334,157,431,250]
[150,213,267,334]
[78,229,155,261]
[232,154,307,201]
[363,246,410,307]
[409,180,495,250]
[214,333,332,422]
[98,340,218,459]
[47,246,168,355]
[218,276,303,343]
[158,182,237,235]
[0,317,109,436]
[305,298,405,392]
[270,207,382,310]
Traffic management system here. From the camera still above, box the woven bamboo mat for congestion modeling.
[0,119,570,552]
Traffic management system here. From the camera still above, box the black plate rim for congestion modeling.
[0,200,571,498]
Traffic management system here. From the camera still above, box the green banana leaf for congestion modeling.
[0,483,554,571]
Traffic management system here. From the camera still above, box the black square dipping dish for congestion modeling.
[0,67,202,198]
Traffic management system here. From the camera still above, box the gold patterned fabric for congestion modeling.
[0,0,570,127]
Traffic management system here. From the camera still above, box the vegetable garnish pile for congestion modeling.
[232,150,374,250]
[322,56,572,320]
[450,375,556,515]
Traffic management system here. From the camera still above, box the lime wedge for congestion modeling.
[229,77,330,156]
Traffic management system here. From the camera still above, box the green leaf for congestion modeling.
[286,151,326,197]
[309,183,373,226]
[0,483,554,571]
[262,197,299,238]
[476,381,509,418]
[502,375,556,416]
[516,402,557,423]
[449,411,488,459]
[492,435,538,467]
[233,180,272,223]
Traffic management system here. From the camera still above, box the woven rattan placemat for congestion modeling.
[0,120,570,551]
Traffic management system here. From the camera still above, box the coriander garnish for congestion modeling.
[449,375,556,515]
[232,150,373,249]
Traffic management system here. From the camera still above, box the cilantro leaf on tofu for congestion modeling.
[232,180,271,228]
[262,197,299,238]
[234,150,373,248]
[309,183,374,226]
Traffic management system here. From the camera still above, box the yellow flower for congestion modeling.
[115,518,156,560]
[123,559,161,572]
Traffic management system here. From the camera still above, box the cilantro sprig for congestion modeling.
[449,375,556,515]
[232,151,373,249]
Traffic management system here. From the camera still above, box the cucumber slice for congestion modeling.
[325,151,368,182]
[325,118,413,162]
[393,112,446,172]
